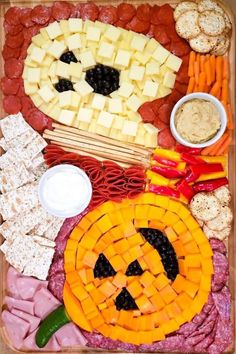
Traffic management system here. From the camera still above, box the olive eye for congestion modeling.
[125,260,144,276]
[115,288,138,311]
[94,253,116,279]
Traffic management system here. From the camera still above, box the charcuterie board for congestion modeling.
[0,0,235,354]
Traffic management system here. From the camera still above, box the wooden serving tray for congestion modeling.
[0,0,235,353]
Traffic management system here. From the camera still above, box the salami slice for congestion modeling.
[23,26,40,43]
[0,77,20,95]
[210,238,227,254]
[5,32,24,49]
[20,96,34,117]
[174,82,188,95]
[4,7,21,26]
[19,42,30,60]
[20,8,35,28]
[126,16,150,34]
[114,20,127,29]
[170,39,191,57]
[157,4,174,25]
[158,103,173,123]
[80,3,99,21]
[70,4,82,18]
[2,45,20,60]
[150,5,161,25]
[138,102,156,123]
[25,108,50,133]
[146,25,155,38]
[154,118,168,130]
[151,98,165,115]
[136,4,152,22]
[4,58,23,79]
[3,95,21,114]
[52,1,71,21]
[48,271,65,302]
[117,3,136,22]
[158,127,176,148]
[4,22,23,35]
[154,25,170,45]
[98,6,118,24]
[31,5,51,25]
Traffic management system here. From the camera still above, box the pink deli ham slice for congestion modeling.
[33,287,61,319]
[55,323,87,347]
[5,296,34,315]
[23,329,61,352]
[2,310,30,350]
[11,309,40,333]
[16,276,48,300]
[6,266,21,298]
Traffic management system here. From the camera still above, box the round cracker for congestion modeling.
[223,12,232,34]
[213,186,231,206]
[199,10,226,36]
[176,10,201,40]
[206,205,233,231]
[198,0,224,14]
[203,224,231,240]
[189,32,218,53]
[210,34,230,55]
[190,193,221,222]
[174,1,198,21]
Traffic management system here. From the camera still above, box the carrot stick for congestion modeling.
[227,103,234,130]
[201,133,227,156]
[223,56,229,80]
[200,55,205,73]
[210,55,216,83]
[216,89,222,100]
[198,72,206,92]
[194,57,200,84]
[188,51,196,77]
[221,79,229,103]
[209,133,228,156]
[187,77,195,94]
[217,134,232,155]
[216,56,223,84]
[210,81,221,96]
[205,60,212,86]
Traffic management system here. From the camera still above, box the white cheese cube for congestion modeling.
[60,20,70,34]
[68,62,83,78]
[94,21,107,33]
[27,43,35,55]
[56,61,70,79]
[145,38,159,53]
[129,65,145,81]
[47,40,67,59]
[109,91,119,99]
[83,20,95,33]
[78,50,96,69]
[143,123,159,134]
[91,94,106,110]
[77,108,93,123]
[58,91,72,108]
[119,40,130,51]
[146,60,160,75]
[165,54,183,72]
[122,121,138,136]
[68,18,83,33]
[97,111,114,128]
[31,93,43,108]
[126,94,142,112]
[41,67,50,80]
[48,62,57,78]
[144,133,157,148]
[127,111,142,122]
[163,72,176,89]
[143,80,159,98]
[157,84,172,98]
[24,58,37,68]
[152,45,170,64]
[113,116,124,130]
[134,51,151,65]
[109,128,119,139]
[108,98,123,114]
[104,26,121,42]
[78,121,89,131]
[41,55,54,68]
[46,22,62,39]
[38,85,55,103]
[131,35,148,52]
[98,42,115,59]
[27,68,41,83]
[40,27,50,41]
[66,33,82,51]
[114,49,131,68]
[24,82,38,95]
[86,26,101,42]
[70,91,81,109]
[50,106,61,120]
[159,64,171,78]
[74,80,94,97]
[88,119,97,133]
[32,34,47,47]
[58,110,75,125]
[119,70,130,83]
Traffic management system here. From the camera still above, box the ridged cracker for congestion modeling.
[213,186,231,206]
[174,1,198,21]
[199,10,225,36]
[198,0,224,14]
[210,34,230,55]
[190,193,221,221]
[176,10,201,39]
[203,224,231,240]
[206,205,233,231]
[189,32,218,53]
[223,12,232,34]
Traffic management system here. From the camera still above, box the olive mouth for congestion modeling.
[85,64,120,96]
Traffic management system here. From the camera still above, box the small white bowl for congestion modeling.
[170,93,227,148]
[38,165,92,218]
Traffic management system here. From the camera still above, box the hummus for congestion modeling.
[175,99,221,144]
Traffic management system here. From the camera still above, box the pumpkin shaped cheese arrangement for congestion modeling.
[36,193,213,347]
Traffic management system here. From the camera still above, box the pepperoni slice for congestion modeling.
[3,95,21,114]
[31,5,51,25]
[146,24,155,38]
[20,8,35,28]
[158,103,173,124]
[4,58,23,79]
[117,3,136,22]
[4,22,23,35]
[80,3,99,21]
[70,4,82,18]
[25,108,50,133]
[154,25,170,46]
[52,1,71,21]
[154,118,168,130]
[19,42,30,60]
[20,96,34,117]
[169,90,183,105]
[138,102,156,123]
[137,4,152,22]
[5,32,24,49]
[151,98,165,115]
[4,7,21,26]
[0,77,20,95]
[167,24,180,43]
[126,16,150,34]
[2,45,20,60]
[98,6,118,24]
[170,39,191,57]
[114,20,127,29]
[150,5,161,25]
[176,66,189,84]
[23,26,40,43]
[174,82,188,95]
[158,127,176,149]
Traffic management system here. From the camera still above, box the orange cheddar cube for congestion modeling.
[192,228,208,245]
[109,210,124,226]
[198,242,213,258]
[148,206,165,220]
[178,259,188,276]
[122,251,133,264]
[168,200,181,213]
[86,269,94,283]
[143,284,157,297]
[96,214,113,233]
[140,271,155,287]
[127,280,143,298]
[194,289,209,309]
[121,222,136,237]
[127,233,144,247]
[86,209,102,223]
[153,273,170,290]
[166,302,182,318]
[175,313,186,326]
[117,310,132,327]
[85,224,101,241]
[135,205,150,219]
[152,327,165,341]
[160,285,177,304]
[72,285,89,301]
[70,227,84,241]
[142,192,156,205]
[184,240,199,254]
[139,331,153,344]
[175,292,192,310]
[112,272,127,288]
[101,231,113,245]
[134,219,149,228]
[143,252,164,275]
[120,206,135,222]
[161,319,179,334]
[185,254,202,268]
[172,240,186,257]
[90,313,105,328]
[79,235,97,250]
[66,271,80,285]
[64,262,75,274]
[162,211,179,226]
[94,239,107,254]
[87,309,99,321]
[97,323,112,337]
[98,200,116,214]
[136,295,154,313]
[172,274,187,294]
[109,255,126,271]
[184,216,199,231]
[103,244,116,259]
[179,230,193,244]
[164,227,178,242]
[109,226,125,242]
[129,245,143,260]
[78,217,91,231]
[155,195,169,209]
[148,220,165,230]
[185,280,199,298]
[83,250,98,268]
[114,238,130,254]
[78,269,87,284]
[85,282,95,292]
[178,204,191,220]
[153,308,169,325]
[150,292,165,311]
[173,220,188,235]
[141,242,153,254]
[64,249,76,264]
[98,303,107,310]
[182,308,196,322]
[200,274,211,292]
[136,314,155,331]
[99,280,117,297]
[138,257,148,271]
[186,268,202,283]
[202,258,214,274]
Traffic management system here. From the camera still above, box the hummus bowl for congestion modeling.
[170,93,227,148]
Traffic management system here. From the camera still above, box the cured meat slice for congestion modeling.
[4,296,34,315]
[98,6,118,24]
[51,1,71,20]
[158,127,176,148]
[24,329,61,351]
[19,8,34,28]
[55,323,87,347]
[4,7,21,26]
[2,310,29,350]
[0,77,20,95]
[33,287,60,319]
[138,102,156,123]
[16,276,48,300]
[126,16,150,34]
[11,309,40,333]
[5,32,24,49]
[4,22,23,35]
[80,2,99,21]
[2,45,20,60]
[4,58,23,79]
[117,3,136,22]
[3,95,21,115]
[136,4,152,22]
[31,5,51,25]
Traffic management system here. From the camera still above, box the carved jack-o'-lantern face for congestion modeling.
[63,193,213,345]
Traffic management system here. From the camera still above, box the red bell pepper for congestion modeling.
[190,163,224,175]
[181,153,206,165]
[192,177,228,193]
[176,180,194,201]
[153,155,178,168]
[176,145,202,155]
[149,184,180,198]
[184,169,200,183]
[151,166,187,179]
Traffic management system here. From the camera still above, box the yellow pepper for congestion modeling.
[200,156,227,170]
[153,148,181,162]
[146,170,169,186]
[197,171,226,182]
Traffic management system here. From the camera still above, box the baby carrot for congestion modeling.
[205,60,212,86]
[221,79,229,103]
[217,134,232,155]
[198,72,206,92]
[194,57,200,84]
[200,55,205,73]
[209,133,228,156]
[210,55,216,83]
[187,77,195,94]
[188,51,196,77]
[227,103,234,130]
[223,56,229,80]
[216,56,223,84]
[210,81,221,97]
